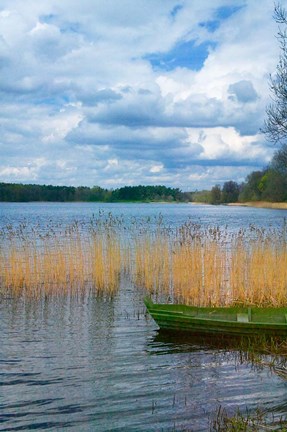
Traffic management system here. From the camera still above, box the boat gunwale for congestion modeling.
[144,297,287,331]
[144,298,287,313]
[148,311,287,328]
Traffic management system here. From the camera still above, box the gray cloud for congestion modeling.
[0,0,279,189]
[84,86,263,137]
[78,88,122,106]
[228,80,259,103]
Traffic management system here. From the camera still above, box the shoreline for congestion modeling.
[1,200,287,209]
[228,201,287,210]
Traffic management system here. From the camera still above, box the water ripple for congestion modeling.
[1,203,287,430]
[1,293,286,432]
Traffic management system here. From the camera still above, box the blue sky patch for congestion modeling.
[40,14,57,24]
[40,14,81,34]
[145,39,216,71]
[170,4,183,19]
[199,20,220,33]
[216,5,243,20]
[200,4,244,33]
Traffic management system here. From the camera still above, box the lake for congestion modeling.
[1,202,287,431]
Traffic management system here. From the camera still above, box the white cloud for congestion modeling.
[0,0,280,190]
[0,166,36,179]
[150,164,164,173]
[187,127,273,163]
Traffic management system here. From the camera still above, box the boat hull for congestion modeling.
[144,298,287,336]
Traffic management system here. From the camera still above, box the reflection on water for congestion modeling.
[1,290,287,431]
[149,330,254,355]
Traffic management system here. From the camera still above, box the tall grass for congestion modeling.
[131,221,287,307]
[1,215,287,306]
[0,216,125,298]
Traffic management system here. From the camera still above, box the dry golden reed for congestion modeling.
[0,218,125,298]
[1,215,287,306]
[131,222,287,307]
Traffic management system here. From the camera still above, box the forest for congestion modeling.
[0,183,190,203]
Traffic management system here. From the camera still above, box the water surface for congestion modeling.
[1,201,287,230]
[1,203,287,431]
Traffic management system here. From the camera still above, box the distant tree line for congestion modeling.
[1,144,286,204]
[239,144,287,202]
[110,185,187,202]
[192,181,241,204]
[0,183,191,203]
[192,144,287,204]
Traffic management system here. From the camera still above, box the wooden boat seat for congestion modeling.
[237,313,249,323]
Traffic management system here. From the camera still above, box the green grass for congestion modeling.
[211,405,287,431]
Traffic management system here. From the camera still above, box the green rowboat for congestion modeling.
[144,297,287,336]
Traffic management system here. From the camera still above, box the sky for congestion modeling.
[0,0,282,191]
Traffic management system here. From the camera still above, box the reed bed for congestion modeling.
[0,216,126,298]
[131,221,287,307]
[1,214,287,306]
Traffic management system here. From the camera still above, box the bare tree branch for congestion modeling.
[262,3,287,144]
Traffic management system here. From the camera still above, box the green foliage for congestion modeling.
[0,183,112,202]
[109,185,186,202]
[110,184,182,202]
[0,183,187,202]
[221,181,240,203]
[260,170,287,201]
[239,147,287,203]
[191,190,212,203]
[272,143,287,176]
[210,184,222,205]
[192,181,240,205]
[211,405,287,431]
[239,171,263,202]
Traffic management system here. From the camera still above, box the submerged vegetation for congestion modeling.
[211,405,287,431]
[1,213,287,308]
